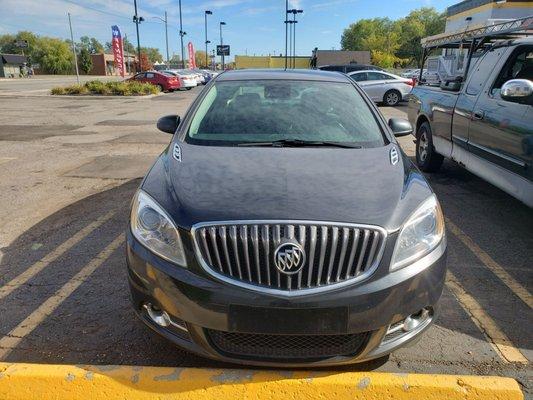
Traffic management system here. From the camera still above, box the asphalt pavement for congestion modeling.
[0,77,531,396]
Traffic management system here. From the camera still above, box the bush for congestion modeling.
[50,80,160,96]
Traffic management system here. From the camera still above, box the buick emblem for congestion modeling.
[274,242,306,275]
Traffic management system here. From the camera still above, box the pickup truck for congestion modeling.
[408,38,533,207]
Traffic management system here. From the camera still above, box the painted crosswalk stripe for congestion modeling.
[0,211,115,301]
[0,234,124,360]
[446,218,532,309]
[446,271,528,364]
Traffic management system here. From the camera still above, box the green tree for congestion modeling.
[36,37,74,74]
[78,47,93,73]
[79,36,104,54]
[0,31,39,64]
[341,18,394,51]
[106,37,136,54]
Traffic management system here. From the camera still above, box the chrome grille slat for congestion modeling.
[194,221,385,293]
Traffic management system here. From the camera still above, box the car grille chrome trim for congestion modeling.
[191,220,387,296]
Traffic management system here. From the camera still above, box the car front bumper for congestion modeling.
[126,230,447,367]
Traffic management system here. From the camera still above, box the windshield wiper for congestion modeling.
[237,139,362,148]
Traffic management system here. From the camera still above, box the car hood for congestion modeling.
[143,142,433,232]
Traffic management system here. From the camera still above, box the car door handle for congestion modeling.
[472,110,484,120]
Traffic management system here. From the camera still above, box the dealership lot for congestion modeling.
[0,85,531,394]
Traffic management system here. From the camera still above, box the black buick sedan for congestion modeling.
[126,69,447,367]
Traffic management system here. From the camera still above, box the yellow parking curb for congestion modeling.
[0,363,523,399]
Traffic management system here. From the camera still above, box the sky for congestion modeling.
[0,0,458,61]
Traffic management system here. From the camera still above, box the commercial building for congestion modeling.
[0,54,28,78]
[89,53,136,76]
[445,0,533,32]
[235,55,310,69]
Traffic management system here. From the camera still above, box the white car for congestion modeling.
[348,70,415,106]
[167,70,197,90]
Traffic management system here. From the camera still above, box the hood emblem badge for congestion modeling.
[172,144,182,162]
[390,147,399,165]
[274,241,306,275]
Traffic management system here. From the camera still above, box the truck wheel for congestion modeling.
[383,90,401,106]
[416,122,444,172]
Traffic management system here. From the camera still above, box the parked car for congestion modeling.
[348,70,415,106]
[126,69,447,367]
[408,37,533,207]
[128,71,181,92]
[318,64,385,73]
[163,70,197,90]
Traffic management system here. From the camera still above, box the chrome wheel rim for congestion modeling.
[386,92,399,105]
[418,131,429,162]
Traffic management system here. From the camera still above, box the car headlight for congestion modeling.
[391,195,444,271]
[130,190,187,267]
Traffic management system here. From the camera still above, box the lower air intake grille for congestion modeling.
[207,330,369,360]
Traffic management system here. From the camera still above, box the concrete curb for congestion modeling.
[0,363,524,399]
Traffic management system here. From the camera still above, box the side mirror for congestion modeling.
[157,115,180,134]
[440,79,461,92]
[501,79,533,105]
[388,118,413,137]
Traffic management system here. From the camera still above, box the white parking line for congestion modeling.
[0,234,124,360]
[0,211,115,301]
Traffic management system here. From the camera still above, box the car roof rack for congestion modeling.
[421,15,533,49]
[417,16,532,85]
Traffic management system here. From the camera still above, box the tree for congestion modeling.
[105,36,135,54]
[79,36,104,54]
[78,47,93,73]
[168,54,181,65]
[36,37,74,74]
[0,31,39,64]
[194,50,208,68]
[140,47,163,63]
[136,53,153,71]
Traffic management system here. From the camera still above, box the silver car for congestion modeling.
[348,70,414,106]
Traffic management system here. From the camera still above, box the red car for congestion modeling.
[128,71,181,92]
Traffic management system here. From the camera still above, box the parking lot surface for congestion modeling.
[0,82,531,396]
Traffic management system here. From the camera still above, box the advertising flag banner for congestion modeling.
[111,25,125,77]
[187,42,196,69]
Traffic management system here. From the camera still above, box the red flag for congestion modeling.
[111,25,125,77]
[187,42,196,69]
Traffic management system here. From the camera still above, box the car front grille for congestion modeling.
[193,221,386,292]
[207,329,369,360]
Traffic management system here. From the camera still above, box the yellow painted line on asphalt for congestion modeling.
[0,211,116,301]
[446,271,528,364]
[446,218,533,309]
[0,363,524,400]
[0,234,124,360]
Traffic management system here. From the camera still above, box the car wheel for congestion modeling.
[157,85,165,93]
[186,87,192,91]
[383,90,401,106]
[416,121,444,172]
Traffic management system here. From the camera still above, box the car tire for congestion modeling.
[186,87,192,91]
[416,121,444,172]
[383,89,401,106]
[157,85,165,93]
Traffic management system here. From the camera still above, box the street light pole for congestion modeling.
[284,0,288,70]
[205,10,212,69]
[133,0,143,71]
[288,9,303,69]
[178,0,186,69]
[152,11,169,68]
[219,21,226,70]
[67,12,80,84]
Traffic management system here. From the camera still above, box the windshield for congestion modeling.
[186,80,384,147]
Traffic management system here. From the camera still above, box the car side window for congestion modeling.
[146,73,155,79]
[491,46,533,98]
[134,73,145,80]
[367,72,386,81]
[350,72,367,82]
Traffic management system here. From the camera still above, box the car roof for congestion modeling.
[216,69,351,82]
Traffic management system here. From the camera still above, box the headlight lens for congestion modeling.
[391,195,444,270]
[130,190,187,267]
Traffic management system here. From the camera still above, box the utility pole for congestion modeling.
[132,0,144,71]
[205,10,212,69]
[124,33,131,74]
[179,0,186,69]
[288,9,303,69]
[284,0,288,70]
[219,21,226,70]
[67,12,80,84]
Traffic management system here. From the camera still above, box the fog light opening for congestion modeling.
[142,303,188,332]
[383,307,433,344]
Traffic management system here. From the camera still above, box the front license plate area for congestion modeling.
[228,306,348,334]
